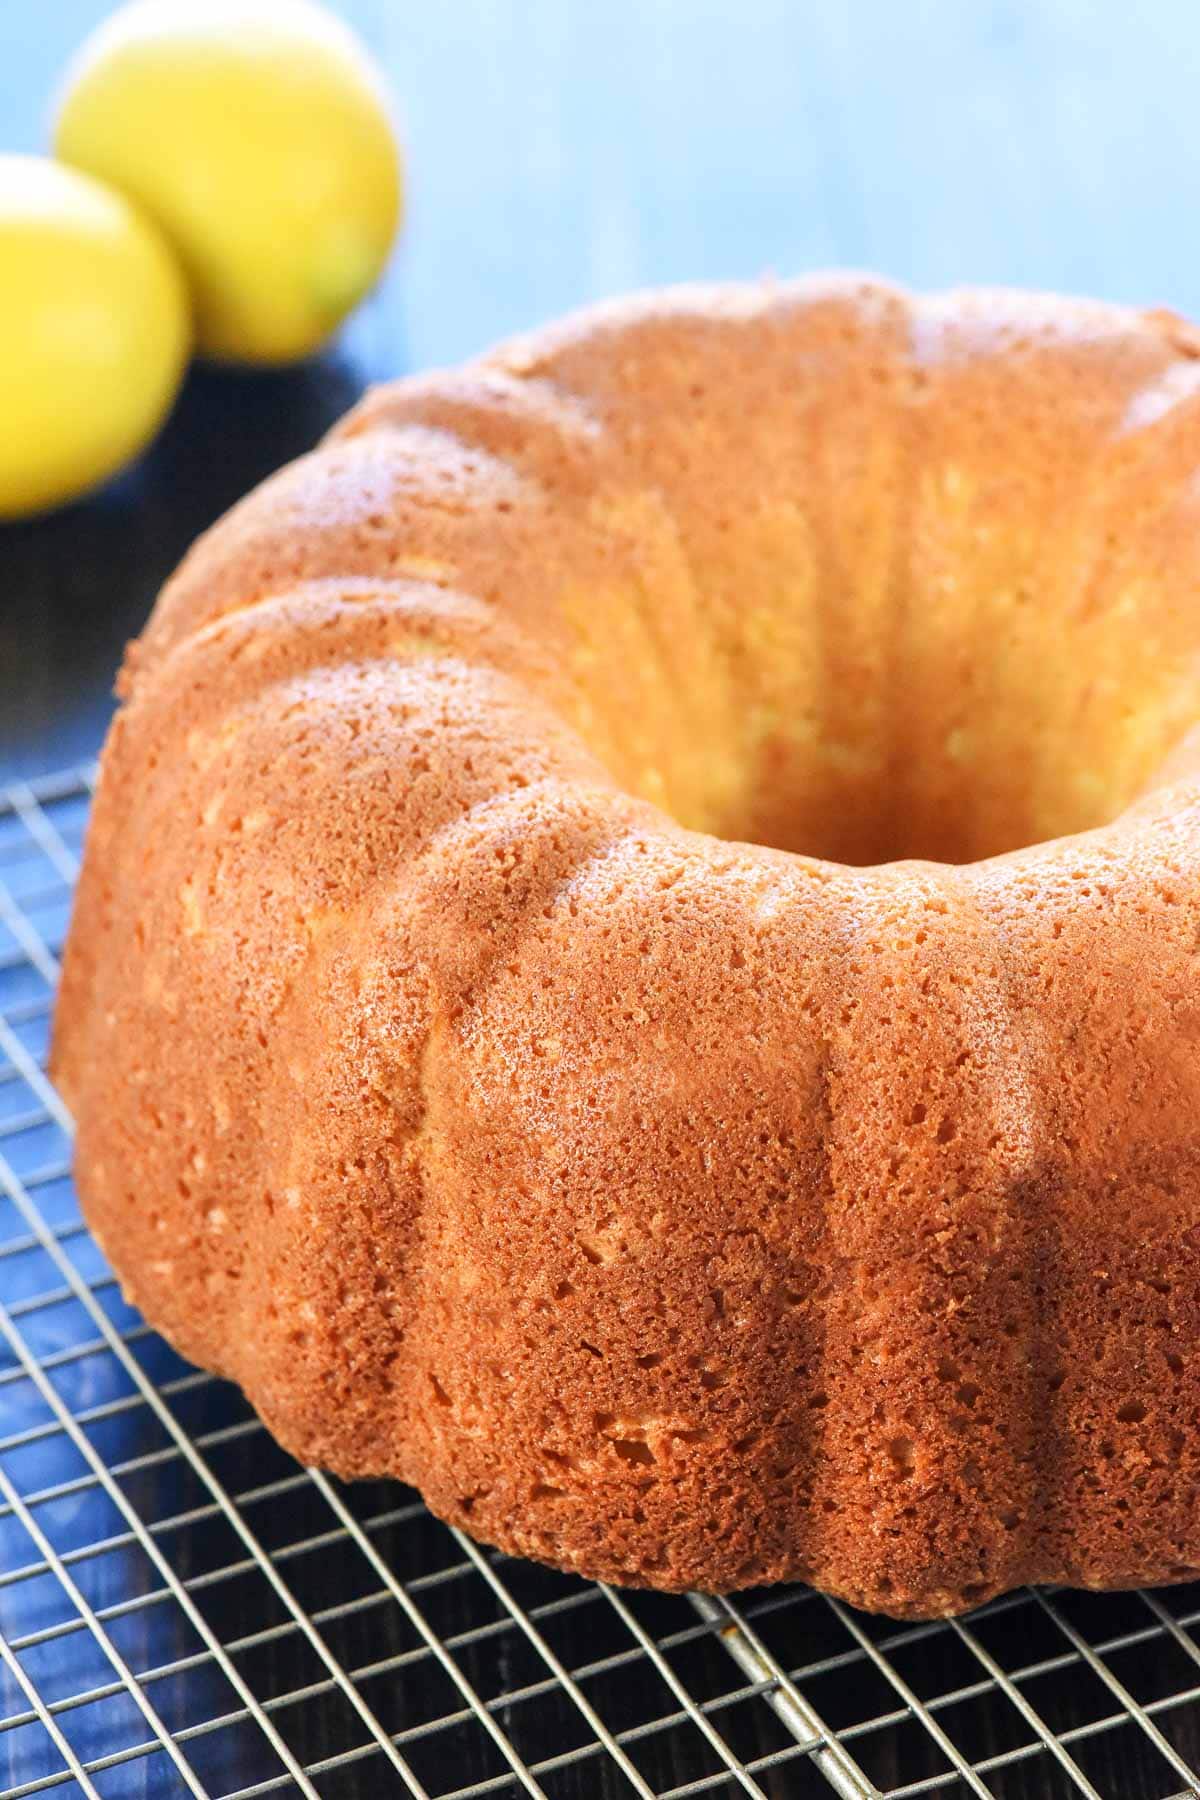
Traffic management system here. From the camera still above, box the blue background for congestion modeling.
[3,0,1200,773]
[7,0,1200,367]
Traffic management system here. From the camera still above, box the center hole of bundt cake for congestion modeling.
[696,719,1134,866]
[567,473,1192,865]
[633,630,1184,867]
[689,715,1164,868]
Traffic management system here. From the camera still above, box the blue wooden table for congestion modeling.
[3,0,1200,775]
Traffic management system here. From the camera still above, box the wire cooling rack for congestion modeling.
[3,770,1200,1800]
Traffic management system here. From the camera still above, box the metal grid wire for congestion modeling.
[2,769,1200,1800]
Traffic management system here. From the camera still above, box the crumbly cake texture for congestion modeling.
[52,276,1200,1619]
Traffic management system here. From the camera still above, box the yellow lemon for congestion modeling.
[0,155,189,519]
[54,0,404,365]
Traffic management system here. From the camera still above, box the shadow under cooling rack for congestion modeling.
[3,768,1200,1800]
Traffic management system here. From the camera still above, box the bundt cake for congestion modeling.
[52,276,1200,1619]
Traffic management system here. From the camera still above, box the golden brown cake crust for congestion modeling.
[52,276,1200,1617]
